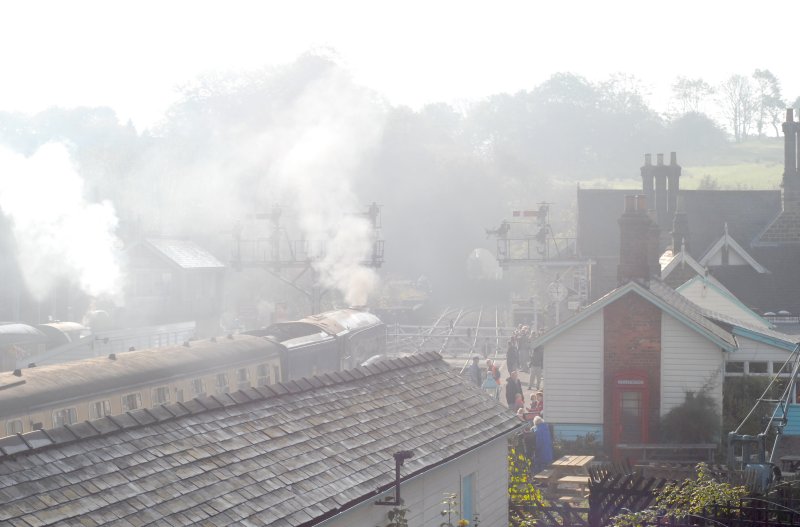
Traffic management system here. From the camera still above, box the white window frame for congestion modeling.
[256,363,270,387]
[152,386,170,406]
[216,373,230,394]
[121,392,143,412]
[192,378,206,396]
[89,400,112,420]
[6,419,23,435]
[52,407,78,427]
[236,368,250,390]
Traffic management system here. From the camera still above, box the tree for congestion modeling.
[719,74,756,142]
[752,69,784,137]
[671,77,714,115]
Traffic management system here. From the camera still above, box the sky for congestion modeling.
[2,0,799,130]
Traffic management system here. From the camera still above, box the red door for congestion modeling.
[612,372,649,460]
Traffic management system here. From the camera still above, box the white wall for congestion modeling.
[321,435,510,527]
[730,335,792,364]
[543,310,604,425]
[660,314,724,416]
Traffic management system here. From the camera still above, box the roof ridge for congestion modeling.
[0,352,443,461]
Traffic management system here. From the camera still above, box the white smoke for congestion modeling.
[0,143,122,300]
[272,79,382,305]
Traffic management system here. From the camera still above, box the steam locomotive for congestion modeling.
[0,308,385,437]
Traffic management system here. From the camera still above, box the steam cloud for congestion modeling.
[271,70,383,306]
[0,143,121,300]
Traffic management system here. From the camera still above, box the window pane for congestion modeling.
[726,362,745,373]
[749,362,768,374]
[6,420,23,435]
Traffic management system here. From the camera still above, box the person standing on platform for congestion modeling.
[466,355,482,387]
[528,345,543,390]
[506,339,520,374]
[505,370,524,408]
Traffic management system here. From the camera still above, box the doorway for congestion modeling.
[611,372,649,458]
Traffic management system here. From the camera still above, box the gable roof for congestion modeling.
[698,226,768,273]
[530,279,737,352]
[0,353,521,526]
[676,274,771,329]
[144,238,225,269]
[661,250,706,281]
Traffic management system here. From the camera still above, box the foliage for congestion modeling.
[440,492,468,527]
[660,390,720,443]
[722,376,786,438]
[611,463,748,526]
[508,444,546,527]
[378,505,409,527]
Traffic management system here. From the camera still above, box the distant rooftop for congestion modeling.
[146,238,225,269]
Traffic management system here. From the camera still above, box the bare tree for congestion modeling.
[752,69,784,137]
[719,75,756,142]
[671,77,714,114]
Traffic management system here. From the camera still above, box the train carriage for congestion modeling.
[0,335,283,436]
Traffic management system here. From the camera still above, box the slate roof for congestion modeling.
[146,238,225,269]
[0,353,521,526]
[577,188,781,299]
[530,279,738,352]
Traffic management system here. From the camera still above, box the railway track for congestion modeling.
[385,305,515,362]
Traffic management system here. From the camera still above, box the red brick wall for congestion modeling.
[603,292,661,445]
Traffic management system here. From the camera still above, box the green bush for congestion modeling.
[660,390,720,443]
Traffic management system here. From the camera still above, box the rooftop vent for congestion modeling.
[183,341,190,347]
[27,363,36,368]
[108,353,117,360]
[12,369,21,377]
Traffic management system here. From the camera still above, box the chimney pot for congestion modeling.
[670,152,677,165]
[657,153,664,166]
[645,153,652,166]
[636,194,647,211]
[625,195,635,213]
[787,108,794,123]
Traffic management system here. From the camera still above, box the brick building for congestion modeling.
[531,195,798,455]
[577,110,800,319]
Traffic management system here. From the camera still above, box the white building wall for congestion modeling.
[660,314,724,416]
[543,310,604,425]
[320,436,510,527]
[730,335,792,364]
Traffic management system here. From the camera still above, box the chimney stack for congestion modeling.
[783,108,800,211]
[641,154,654,210]
[667,152,681,218]
[618,195,661,286]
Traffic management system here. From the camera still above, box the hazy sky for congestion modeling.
[3,0,799,129]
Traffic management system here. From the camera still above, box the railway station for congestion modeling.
[2,14,800,525]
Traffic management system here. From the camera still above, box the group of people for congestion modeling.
[465,355,544,420]
[505,324,543,390]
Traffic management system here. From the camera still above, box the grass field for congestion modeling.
[578,138,785,190]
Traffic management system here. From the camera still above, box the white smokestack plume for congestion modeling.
[270,68,383,306]
[0,143,122,300]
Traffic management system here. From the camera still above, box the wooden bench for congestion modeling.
[533,468,556,486]
[557,475,591,494]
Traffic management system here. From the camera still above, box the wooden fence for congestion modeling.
[511,462,800,527]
